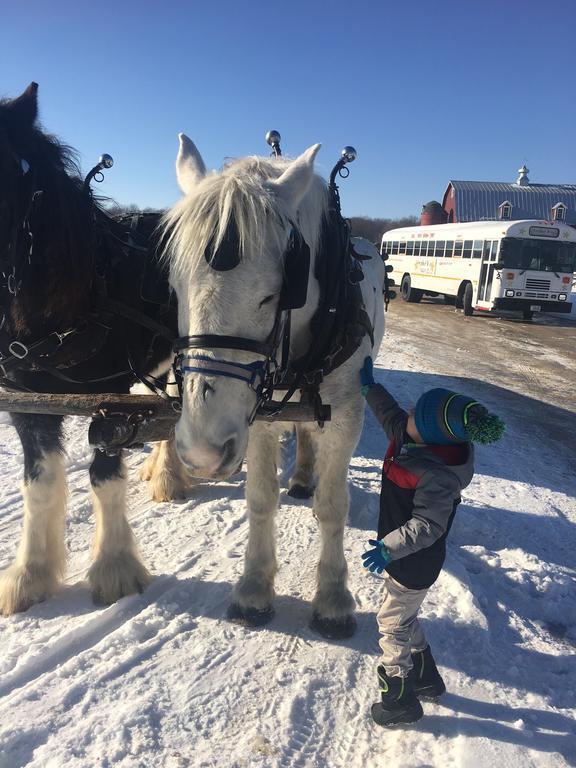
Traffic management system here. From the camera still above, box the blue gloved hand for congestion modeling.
[360,356,375,397]
[361,539,392,574]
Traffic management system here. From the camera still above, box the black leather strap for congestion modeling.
[173,335,275,358]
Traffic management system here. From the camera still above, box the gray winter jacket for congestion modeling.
[366,383,475,588]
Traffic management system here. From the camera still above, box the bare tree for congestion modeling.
[349,216,418,245]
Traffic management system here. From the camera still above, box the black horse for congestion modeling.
[0,83,177,615]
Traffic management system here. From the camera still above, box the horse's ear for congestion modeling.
[176,133,206,194]
[6,82,38,127]
[270,144,321,210]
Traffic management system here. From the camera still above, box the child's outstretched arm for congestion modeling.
[360,357,408,445]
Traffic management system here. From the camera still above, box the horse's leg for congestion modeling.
[309,418,362,639]
[287,424,315,499]
[228,424,279,625]
[88,449,151,604]
[141,436,193,502]
[0,414,67,615]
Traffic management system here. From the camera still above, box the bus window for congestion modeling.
[463,240,473,259]
[436,240,445,257]
[473,240,483,258]
[399,241,406,254]
[454,241,463,258]
[491,241,499,260]
[445,241,454,258]
[499,238,576,272]
[407,241,414,256]
[414,241,421,256]
[421,241,429,257]
[429,241,436,257]
[483,241,492,259]
[392,241,399,255]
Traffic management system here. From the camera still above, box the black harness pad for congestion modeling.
[115,212,171,305]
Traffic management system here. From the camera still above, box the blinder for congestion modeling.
[279,228,310,310]
[204,214,310,312]
[204,214,241,271]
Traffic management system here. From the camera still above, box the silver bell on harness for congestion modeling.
[266,130,282,157]
[83,152,114,191]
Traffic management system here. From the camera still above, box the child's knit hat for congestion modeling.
[414,388,505,445]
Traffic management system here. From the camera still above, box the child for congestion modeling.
[359,357,504,727]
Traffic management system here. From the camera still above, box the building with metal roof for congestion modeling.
[421,167,576,226]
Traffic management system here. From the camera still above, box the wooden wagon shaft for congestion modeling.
[0,392,330,451]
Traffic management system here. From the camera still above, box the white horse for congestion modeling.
[164,136,384,637]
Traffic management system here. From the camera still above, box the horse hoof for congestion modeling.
[287,483,314,499]
[310,611,357,639]
[227,602,275,627]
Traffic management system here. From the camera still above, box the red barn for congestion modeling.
[421,166,576,226]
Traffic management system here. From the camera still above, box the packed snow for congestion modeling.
[0,307,574,768]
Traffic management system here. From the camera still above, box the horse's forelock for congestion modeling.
[164,154,327,281]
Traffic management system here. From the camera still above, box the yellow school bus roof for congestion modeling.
[382,220,576,242]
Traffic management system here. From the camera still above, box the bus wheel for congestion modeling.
[443,295,456,305]
[522,309,534,321]
[401,275,422,303]
[462,283,474,316]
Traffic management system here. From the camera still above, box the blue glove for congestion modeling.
[360,356,375,397]
[361,539,392,574]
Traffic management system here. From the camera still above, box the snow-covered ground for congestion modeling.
[0,305,574,768]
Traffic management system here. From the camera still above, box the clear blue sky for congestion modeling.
[2,0,575,218]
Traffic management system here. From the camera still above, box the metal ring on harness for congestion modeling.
[8,341,29,359]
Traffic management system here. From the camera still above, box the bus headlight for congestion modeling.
[558,294,567,301]
[505,289,515,297]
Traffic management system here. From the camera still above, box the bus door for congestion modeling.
[477,240,500,308]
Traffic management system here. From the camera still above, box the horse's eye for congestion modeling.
[259,295,276,307]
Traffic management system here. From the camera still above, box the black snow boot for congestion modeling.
[371,666,423,727]
[411,646,446,700]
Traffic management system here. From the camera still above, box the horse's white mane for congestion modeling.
[162,154,329,282]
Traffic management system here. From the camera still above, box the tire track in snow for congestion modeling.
[0,573,181,703]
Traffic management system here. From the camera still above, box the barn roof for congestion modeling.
[445,180,576,223]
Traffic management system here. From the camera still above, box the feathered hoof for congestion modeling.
[287,483,314,500]
[226,602,275,627]
[310,611,357,639]
[88,553,152,606]
[0,564,59,616]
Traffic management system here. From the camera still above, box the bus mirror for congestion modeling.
[386,264,394,273]
[388,290,397,300]
[495,262,505,270]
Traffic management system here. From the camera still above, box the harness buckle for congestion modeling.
[8,341,29,359]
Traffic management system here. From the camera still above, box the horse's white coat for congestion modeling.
[0,453,67,615]
[88,470,151,604]
[165,140,385,623]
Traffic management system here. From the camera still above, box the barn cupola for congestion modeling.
[420,200,448,226]
[516,164,530,186]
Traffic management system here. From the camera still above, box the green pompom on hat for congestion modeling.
[465,409,506,444]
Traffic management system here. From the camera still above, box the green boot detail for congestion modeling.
[371,665,423,727]
[411,645,446,700]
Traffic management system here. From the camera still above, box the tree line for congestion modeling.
[348,216,418,244]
